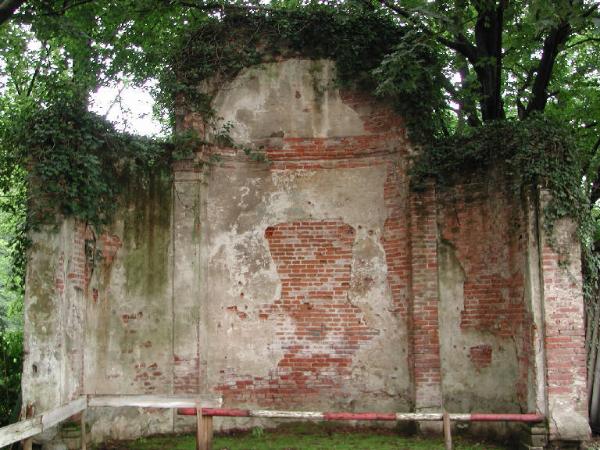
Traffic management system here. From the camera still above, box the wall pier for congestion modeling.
[172,159,205,431]
[537,190,590,444]
[409,185,443,419]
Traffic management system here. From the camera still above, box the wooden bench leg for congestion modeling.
[23,403,34,450]
[443,410,452,450]
[196,408,213,450]
[81,409,87,450]
[203,415,213,450]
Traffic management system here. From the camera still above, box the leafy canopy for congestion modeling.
[0,0,598,424]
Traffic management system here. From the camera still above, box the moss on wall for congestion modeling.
[122,172,172,297]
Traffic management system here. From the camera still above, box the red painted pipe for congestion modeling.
[324,412,397,421]
[205,408,251,417]
[177,408,196,416]
[178,408,250,417]
[469,413,544,423]
[177,408,544,423]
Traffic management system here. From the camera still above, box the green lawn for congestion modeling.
[97,423,510,450]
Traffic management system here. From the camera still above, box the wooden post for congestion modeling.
[23,436,33,450]
[203,415,213,450]
[23,403,34,450]
[195,407,213,450]
[196,407,202,450]
[443,410,452,450]
[80,409,87,450]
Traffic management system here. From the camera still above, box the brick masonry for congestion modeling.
[469,345,493,370]
[410,185,442,411]
[538,191,589,440]
[215,220,380,405]
[438,182,533,406]
[22,58,590,443]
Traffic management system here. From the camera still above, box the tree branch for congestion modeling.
[26,42,49,98]
[471,0,506,121]
[378,0,479,62]
[455,54,481,127]
[565,37,600,50]
[0,0,25,25]
[583,3,599,18]
[174,1,268,13]
[377,0,411,19]
[524,19,572,117]
[585,121,599,129]
[516,65,536,119]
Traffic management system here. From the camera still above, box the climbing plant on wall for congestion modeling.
[1,95,171,230]
[158,3,447,137]
[0,0,599,424]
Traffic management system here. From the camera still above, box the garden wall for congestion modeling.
[22,58,589,447]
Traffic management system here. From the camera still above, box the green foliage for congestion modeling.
[0,199,23,426]
[0,0,598,426]
[0,87,180,421]
[412,114,597,287]
[413,116,582,195]
[0,327,22,427]
[373,29,449,142]
[159,5,440,128]
[0,95,172,231]
[170,5,404,88]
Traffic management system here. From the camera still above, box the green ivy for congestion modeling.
[161,7,594,294]
[1,96,172,232]
[411,114,597,290]
[0,327,22,427]
[157,4,445,137]
[1,6,591,300]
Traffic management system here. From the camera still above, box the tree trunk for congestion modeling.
[524,21,572,117]
[456,55,481,127]
[473,1,505,122]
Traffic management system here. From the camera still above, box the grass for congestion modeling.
[96,423,510,450]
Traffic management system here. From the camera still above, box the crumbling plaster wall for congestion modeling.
[23,220,86,413]
[21,57,590,445]
[201,59,412,414]
[437,175,531,414]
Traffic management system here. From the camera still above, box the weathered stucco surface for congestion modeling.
[204,163,410,411]
[24,220,85,414]
[201,59,413,416]
[437,176,530,413]
[211,60,366,143]
[22,58,590,447]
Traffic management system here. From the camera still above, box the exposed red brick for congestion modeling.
[540,214,588,423]
[438,183,532,405]
[174,354,200,394]
[216,220,378,406]
[469,345,493,369]
[410,186,442,410]
[382,162,410,319]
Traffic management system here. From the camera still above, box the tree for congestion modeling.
[0,0,24,26]
[376,0,599,123]
[0,0,599,426]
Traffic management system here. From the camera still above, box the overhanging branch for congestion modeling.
[378,0,479,63]
[0,0,25,25]
[524,20,572,117]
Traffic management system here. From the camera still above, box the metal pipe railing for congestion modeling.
[177,407,545,450]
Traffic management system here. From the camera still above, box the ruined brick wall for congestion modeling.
[201,63,414,412]
[21,57,589,444]
[538,192,589,441]
[437,176,532,413]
